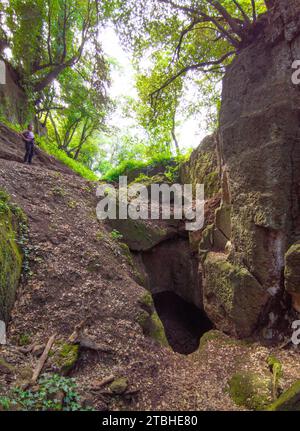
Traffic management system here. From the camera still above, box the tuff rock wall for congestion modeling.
[193,0,300,338]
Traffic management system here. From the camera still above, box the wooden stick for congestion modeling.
[91,375,115,390]
[31,334,56,385]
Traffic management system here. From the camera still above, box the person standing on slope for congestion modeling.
[21,124,35,164]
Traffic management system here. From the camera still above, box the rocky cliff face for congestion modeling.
[195,0,300,338]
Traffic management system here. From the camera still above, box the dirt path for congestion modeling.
[0,127,299,411]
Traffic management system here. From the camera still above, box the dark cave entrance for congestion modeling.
[152,291,213,355]
[135,236,214,355]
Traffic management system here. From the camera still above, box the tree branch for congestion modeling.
[158,0,241,47]
[232,0,251,25]
[206,0,244,38]
[251,0,257,21]
[150,50,236,102]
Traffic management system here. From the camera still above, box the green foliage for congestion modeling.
[18,333,31,347]
[0,396,11,411]
[113,0,267,149]
[267,380,300,411]
[268,355,283,400]
[1,373,90,411]
[110,229,124,241]
[0,1,269,181]
[38,137,98,181]
[1,1,111,166]
[102,152,188,182]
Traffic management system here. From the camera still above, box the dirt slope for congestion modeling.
[0,124,299,411]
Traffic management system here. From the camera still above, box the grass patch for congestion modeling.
[38,139,98,181]
[102,153,189,183]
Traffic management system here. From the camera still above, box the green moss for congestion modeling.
[267,355,283,400]
[266,380,300,411]
[0,190,24,323]
[137,308,169,348]
[18,333,31,347]
[150,312,169,346]
[203,252,265,338]
[139,292,154,313]
[228,372,272,410]
[51,342,79,374]
[110,377,128,395]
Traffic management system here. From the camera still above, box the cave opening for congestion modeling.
[152,291,213,355]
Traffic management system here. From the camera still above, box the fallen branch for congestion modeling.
[31,334,56,385]
[77,335,113,353]
[90,375,115,390]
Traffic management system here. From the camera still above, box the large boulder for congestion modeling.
[203,252,267,337]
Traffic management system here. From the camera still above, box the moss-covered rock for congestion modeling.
[137,292,169,347]
[108,217,174,252]
[50,341,79,374]
[0,190,24,323]
[266,380,300,411]
[110,377,128,395]
[138,291,154,314]
[228,372,272,410]
[203,252,267,337]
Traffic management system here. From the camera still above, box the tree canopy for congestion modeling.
[111,0,269,152]
[0,0,272,176]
